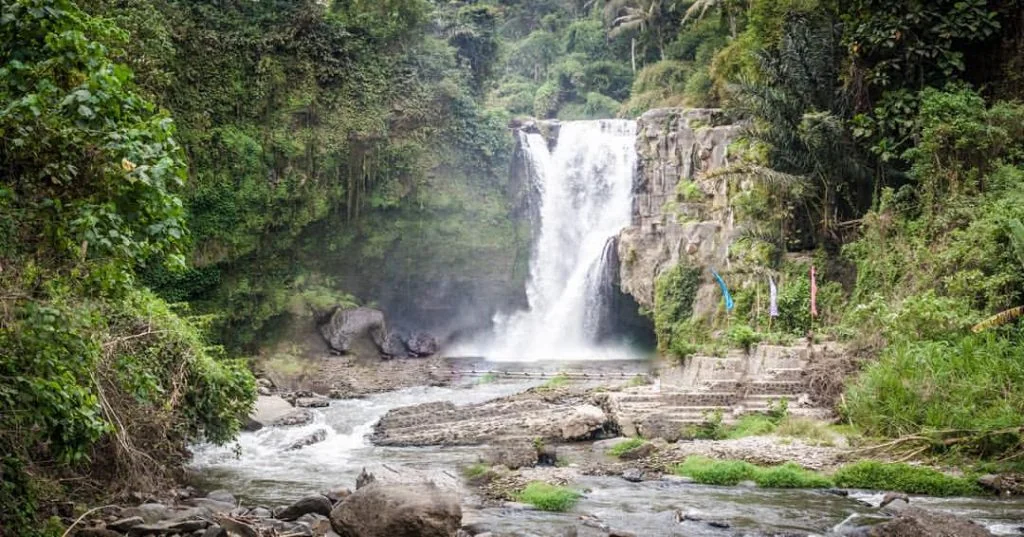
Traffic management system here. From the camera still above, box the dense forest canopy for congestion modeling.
[2,0,1023,533]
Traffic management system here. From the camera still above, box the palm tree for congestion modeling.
[681,0,748,38]
[600,0,671,68]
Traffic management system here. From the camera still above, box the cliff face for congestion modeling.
[617,108,743,319]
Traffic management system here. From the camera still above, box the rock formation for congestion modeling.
[617,108,743,320]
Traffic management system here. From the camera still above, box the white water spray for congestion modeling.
[465,120,640,361]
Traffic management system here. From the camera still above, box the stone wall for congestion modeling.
[617,108,743,320]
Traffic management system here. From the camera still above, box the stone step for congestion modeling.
[614,392,740,406]
[760,368,806,382]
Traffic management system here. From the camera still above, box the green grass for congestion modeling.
[832,461,982,497]
[477,372,498,384]
[515,482,582,512]
[627,374,650,387]
[607,437,647,458]
[674,457,985,496]
[726,414,778,439]
[536,373,569,392]
[462,463,489,480]
[775,417,839,446]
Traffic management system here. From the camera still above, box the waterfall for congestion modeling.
[468,120,641,361]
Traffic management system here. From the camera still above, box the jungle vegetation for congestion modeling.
[2,0,1024,533]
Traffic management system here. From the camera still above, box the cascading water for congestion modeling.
[466,120,642,361]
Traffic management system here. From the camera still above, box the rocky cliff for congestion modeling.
[617,108,743,320]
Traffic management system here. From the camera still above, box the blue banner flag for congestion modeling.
[711,270,735,312]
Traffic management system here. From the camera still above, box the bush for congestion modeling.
[844,333,1024,457]
[516,482,581,512]
[725,323,761,352]
[607,437,646,458]
[833,462,981,497]
[536,373,569,392]
[674,457,759,486]
[754,463,834,489]
[653,265,702,359]
[725,414,778,439]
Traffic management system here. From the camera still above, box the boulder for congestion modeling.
[636,413,683,442]
[107,516,145,532]
[276,495,334,521]
[246,396,297,431]
[537,444,558,466]
[206,490,237,505]
[296,397,331,408]
[977,473,1024,496]
[485,441,538,470]
[867,506,995,537]
[329,482,461,537]
[622,468,643,483]
[319,307,387,356]
[272,409,315,427]
[406,332,439,357]
[297,513,333,536]
[354,465,461,495]
[287,429,328,451]
[381,332,410,358]
[559,405,607,440]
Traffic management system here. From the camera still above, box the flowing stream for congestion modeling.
[191,381,1024,536]
[458,120,642,361]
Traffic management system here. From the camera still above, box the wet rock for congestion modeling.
[559,405,607,441]
[868,506,995,536]
[76,529,121,537]
[706,520,730,529]
[978,473,1024,496]
[257,378,273,389]
[355,465,461,494]
[206,490,236,505]
[592,438,631,453]
[287,428,328,451]
[486,441,538,470]
[329,482,461,537]
[249,507,272,518]
[297,513,332,536]
[108,516,145,531]
[126,519,209,536]
[185,498,236,515]
[276,495,334,521]
[272,409,315,427]
[880,492,909,508]
[381,333,410,358]
[609,530,637,537]
[407,332,439,357]
[622,468,643,482]
[825,488,850,497]
[297,397,331,408]
[537,444,558,466]
[128,503,170,524]
[246,395,296,431]
[201,526,226,537]
[258,386,272,396]
[319,307,387,356]
[323,488,352,504]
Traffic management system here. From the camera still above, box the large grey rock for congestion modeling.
[205,490,236,505]
[276,495,333,521]
[329,482,461,537]
[485,441,538,470]
[287,428,328,451]
[319,307,387,356]
[406,332,439,357]
[559,405,607,440]
[381,332,410,358]
[354,465,461,495]
[636,413,683,442]
[867,506,994,536]
[272,409,315,427]
[246,395,296,431]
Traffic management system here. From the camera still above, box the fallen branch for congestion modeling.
[61,504,118,537]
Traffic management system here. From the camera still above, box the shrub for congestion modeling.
[725,323,761,352]
[607,437,646,458]
[844,333,1024,458]
[725,414,778,439]
[653,265,702,359]
[754,463,834,489]
[516,482,581,512]
[833,462,981,497]
[674,456,758,486]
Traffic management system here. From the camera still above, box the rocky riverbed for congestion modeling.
[163,359,1024,537]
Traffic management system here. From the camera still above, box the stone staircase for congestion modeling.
[595,344,836,440]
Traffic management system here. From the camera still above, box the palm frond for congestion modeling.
[972,305,1024,333]
[707,164,810,190]
[681,0,719,26]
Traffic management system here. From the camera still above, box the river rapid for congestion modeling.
[190,378,1024,537]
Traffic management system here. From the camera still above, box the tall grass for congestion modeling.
[845,334,1024,457]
